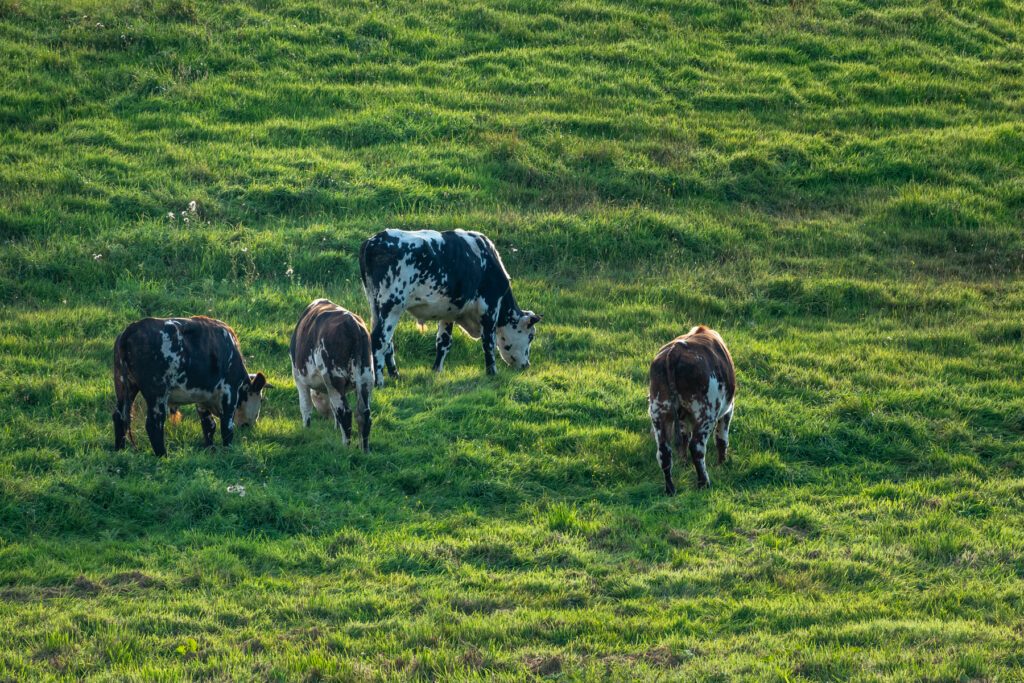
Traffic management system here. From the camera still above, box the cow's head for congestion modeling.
[234,372,268,426]
[497,311,542,370]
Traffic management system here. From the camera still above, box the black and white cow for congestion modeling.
[359,229,541,386]
[290,299,373,451]
[113,316,267,456]
[648,325,736,494]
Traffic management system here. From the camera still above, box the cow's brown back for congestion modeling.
[649,325,736,493]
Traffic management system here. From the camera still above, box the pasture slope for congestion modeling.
[1,0,1023,679]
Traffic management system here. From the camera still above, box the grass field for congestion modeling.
[2,0,1024,679]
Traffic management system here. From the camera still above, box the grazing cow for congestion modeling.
[290,299,373,451]
[359,229,541,386]
[113,316,267,456]
[648,325,736,494]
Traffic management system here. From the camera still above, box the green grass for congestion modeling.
[2,0,1024,679]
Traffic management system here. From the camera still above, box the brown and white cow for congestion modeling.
[648,325,736,494]
[290,299,373,451]
[113,316,267,456]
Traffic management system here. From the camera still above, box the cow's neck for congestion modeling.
[494,286,520,327]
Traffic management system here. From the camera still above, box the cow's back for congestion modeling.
[118,316,244,392]
[292,299,372,379]
[652,326,735,409]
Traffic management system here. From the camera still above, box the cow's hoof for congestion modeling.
[696,479,711,490]
[665,483,676,496]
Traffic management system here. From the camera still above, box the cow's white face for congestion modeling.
[497,311,541,370]
[234,373,267,426]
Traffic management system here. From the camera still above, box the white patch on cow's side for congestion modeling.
[706,375,729,422]
[302,348,329,392]
[456,229,482,258]
[648,396,672,423]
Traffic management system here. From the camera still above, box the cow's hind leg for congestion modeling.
[433,321,454,372]
[688,421,712,489]
[113,383,138,450]
[715,408,734,465]
[328,384,353,445]
[649,397,677,496]
[355,378,372,452]
[370,303,402,386]
[143,395,169,457]
[197,407,217,447]
[294,371,314,428]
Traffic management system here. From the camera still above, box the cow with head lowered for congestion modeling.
[290,299,373,451]
[648,325,736,494]
[359,229,541,386]
[113,316,267,456]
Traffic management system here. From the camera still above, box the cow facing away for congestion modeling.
[290,299,373,451]
[359,229,541,386]
[648,325,736,494]
[113,316,267,456]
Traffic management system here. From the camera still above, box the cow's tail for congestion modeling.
[358,237,376,329]
[112,331,137,447]
[651,347,683,453]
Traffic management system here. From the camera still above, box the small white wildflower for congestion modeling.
[92,253,103,260]
[241,247,248,253]
[188,200,197,213]
[285,265,294,278]
[226,484,246,497]
[167,212,176,222]
[96,22,104,28]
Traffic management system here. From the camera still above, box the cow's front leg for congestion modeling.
[481,314,497,375]
[197,407,217,447]
[144,395,169,457]
[433,321,454,372]
[220,396,236,448]
[355,381,372,452]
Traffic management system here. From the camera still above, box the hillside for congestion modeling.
[1,0,1023,679]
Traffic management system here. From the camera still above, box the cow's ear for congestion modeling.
[250,372,267,392]
[526,312,542,327]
